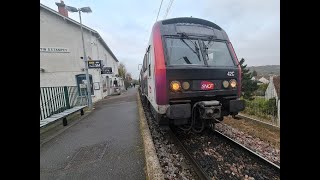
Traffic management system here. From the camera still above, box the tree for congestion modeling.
[118,63,133,90]
[258,83,268,92]
[255,83,269,96]
[240,58,258,99]
[118,63,127,79]
[252,70,258,76]
[125,73,132,81]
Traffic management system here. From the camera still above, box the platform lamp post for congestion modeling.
[66,5,93,110]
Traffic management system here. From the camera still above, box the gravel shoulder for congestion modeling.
[217,116,280,165]
[222,116,280,149]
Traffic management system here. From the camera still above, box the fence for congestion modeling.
[40,86,88,120]
[241,96,280,127]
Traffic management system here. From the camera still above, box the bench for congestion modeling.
[40,105,87,128]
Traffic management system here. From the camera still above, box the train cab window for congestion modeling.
[143,54,147,72]
[204,41,236,67]
[165,38,205,65]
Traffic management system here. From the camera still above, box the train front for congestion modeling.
[154,18,245,132]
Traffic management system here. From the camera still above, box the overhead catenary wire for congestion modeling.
[163,0,175,19]
[155,0,164,22]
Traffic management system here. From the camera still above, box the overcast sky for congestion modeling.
[40,0,280,79]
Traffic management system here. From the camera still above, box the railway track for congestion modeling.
[168,129,211,180]
[170,128,280,180]
[140,92,279,179]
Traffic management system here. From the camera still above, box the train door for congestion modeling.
[142,53,148,96]
[146,45,155,103]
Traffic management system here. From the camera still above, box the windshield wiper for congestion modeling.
[173,56,192,64]
[206,36,215,47]
[178,33,202,62]
[183,56,191,64]
[201,36,215,61]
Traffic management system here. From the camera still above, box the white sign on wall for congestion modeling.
[40,47,70,53]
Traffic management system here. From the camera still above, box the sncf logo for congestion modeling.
[227,71,235,76]
[201,81,214,90]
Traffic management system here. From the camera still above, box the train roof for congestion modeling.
[155,17,229,41]
[160,17,223,31]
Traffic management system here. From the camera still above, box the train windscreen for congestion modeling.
[165,38,205,65]
[165,38,235,67]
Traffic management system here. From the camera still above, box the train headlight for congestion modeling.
[222,80,229,88]
[182,82,190,90]
[230,79,237,88]
[170,81,181,91]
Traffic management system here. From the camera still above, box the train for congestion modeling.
[139,17,245,133]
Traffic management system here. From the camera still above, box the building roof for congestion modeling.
[40,3,119,62]
[252,76,269,84]
[254,75,269,80]
[273,76,280,98]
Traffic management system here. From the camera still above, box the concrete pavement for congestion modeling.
[40,87,146,180]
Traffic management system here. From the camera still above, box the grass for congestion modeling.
[242,96,278,123]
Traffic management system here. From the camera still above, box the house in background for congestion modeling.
[265,75,280,124]
[251,76,270,85]
[265,76,280,102]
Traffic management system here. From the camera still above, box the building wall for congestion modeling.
[91,37,119,75]
[40,8,90,86]
[40,7,119,102]
[265,77,278,101]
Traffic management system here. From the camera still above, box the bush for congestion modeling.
[242,97,277,120]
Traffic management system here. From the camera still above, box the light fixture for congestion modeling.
[222,80,229,88]
[182,81,190,90]
[170,81,181,91]
[230,79,237,88]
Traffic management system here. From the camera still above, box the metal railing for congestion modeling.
[40,86,88,120]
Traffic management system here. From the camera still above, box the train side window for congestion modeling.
[148,59,151,76]
[143,55,145,71]
[147,45,151,76]
[143,54,147,72]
